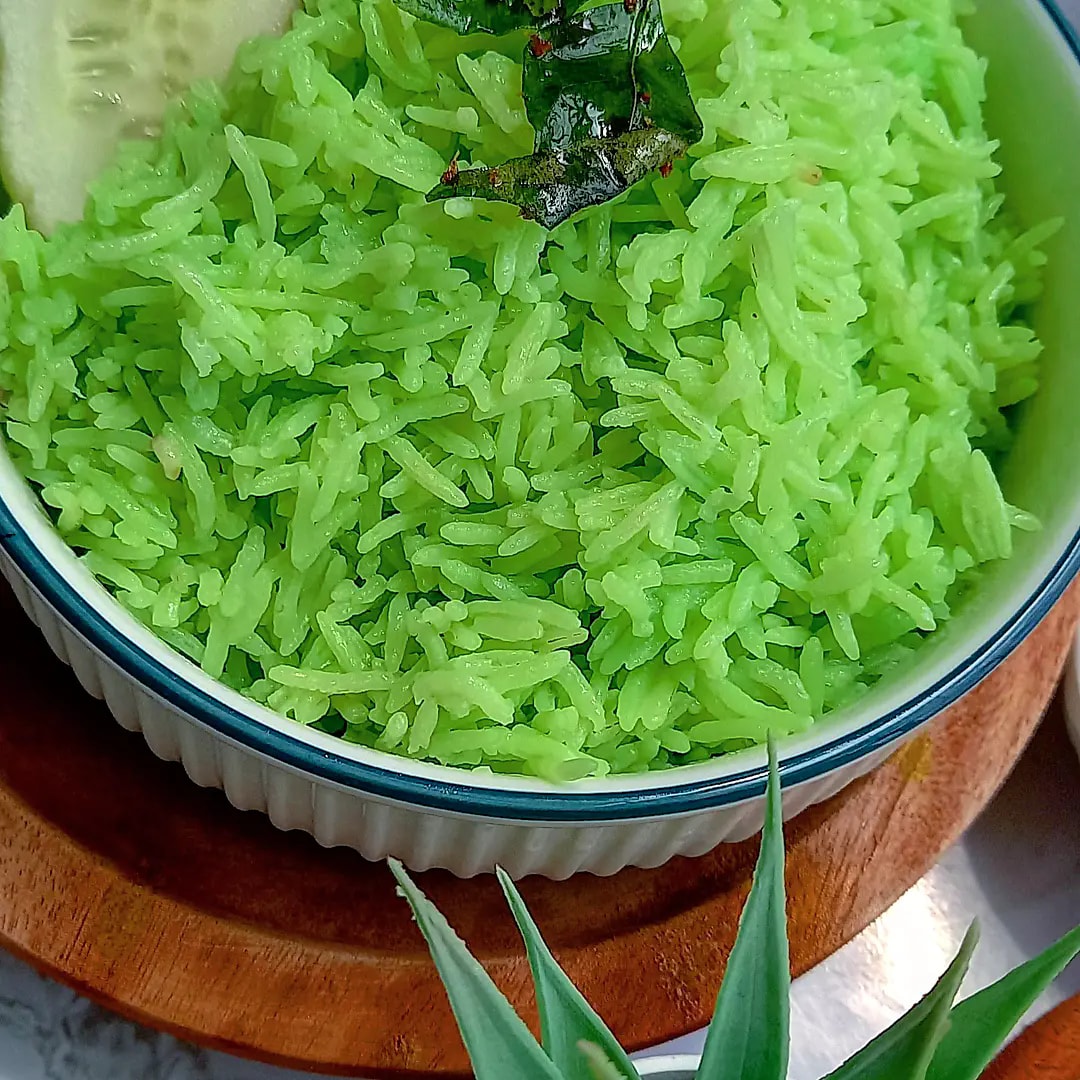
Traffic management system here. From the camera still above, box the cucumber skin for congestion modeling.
[0,0,298,233]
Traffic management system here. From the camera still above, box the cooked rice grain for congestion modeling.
[0,0,1050,778]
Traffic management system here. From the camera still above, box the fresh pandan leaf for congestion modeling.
[497,867,641,1080]
[823,923,980,1080]
[695,737,790,1080]
[390,860,564,1080]
[428,127,685,228]
[925,925,1080,1080]
[522,0,702,153]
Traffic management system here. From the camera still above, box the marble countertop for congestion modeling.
[0,707,1075,1080]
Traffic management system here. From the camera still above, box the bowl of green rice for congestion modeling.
[0,0,1079,878]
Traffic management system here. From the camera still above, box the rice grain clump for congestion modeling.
[0,0,1051,778]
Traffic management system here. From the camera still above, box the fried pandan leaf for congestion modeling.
[428,127,686,228]
[394,0,548,35]
[522,0,702,152]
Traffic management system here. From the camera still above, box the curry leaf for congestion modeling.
[389,860,565,1080]
[392,0,540,35]
[497,867,641,1080]
[925,925,1080,1080]
[416,0,702,227]
[823,923,980,1080]
[394,0,595,35]
[427,127,686,227]
[695,737,790,1080]
[522,0,702,152]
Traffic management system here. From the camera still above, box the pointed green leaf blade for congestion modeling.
[497,867,641,1080]
[696,736,790,1080]
[390,860,564,1080]
[823,923,980,1080]
[926,925,1080,1080]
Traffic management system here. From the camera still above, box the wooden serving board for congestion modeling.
[0,579,1075,1078]
[986,994,1080,1080]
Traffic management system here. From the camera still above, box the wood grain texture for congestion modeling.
[985,994,1080,1080]
[0,579,1075,1078]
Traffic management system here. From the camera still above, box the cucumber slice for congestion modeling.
[0,0,296,234]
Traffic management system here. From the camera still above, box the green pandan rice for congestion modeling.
[0,0,1052,778]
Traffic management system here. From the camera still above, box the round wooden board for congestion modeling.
[986,994,1080,1080]
[0,579,1075,1078]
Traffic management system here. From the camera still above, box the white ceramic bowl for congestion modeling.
[2,0,1080,880]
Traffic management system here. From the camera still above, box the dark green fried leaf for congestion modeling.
[823,923,980,1080]
[497,867,641,1080]
[926,925,1080,1080]
[393,0,541,36]
[415,0,702,226]
[695,737,790,1080]
[522,0,702,152]
[427,127,686,228]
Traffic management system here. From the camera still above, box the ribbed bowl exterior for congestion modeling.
[0,550,894,878]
